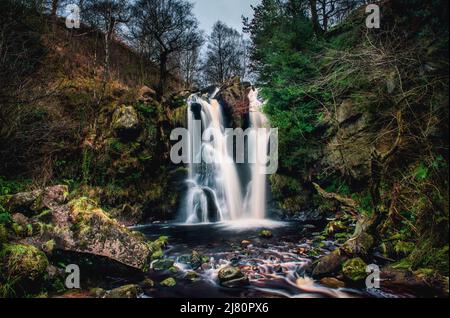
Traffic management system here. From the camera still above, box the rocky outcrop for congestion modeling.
[215,77,252,127]
[3,186,151,271]
[112,105,141,141]
[323,100,373,180]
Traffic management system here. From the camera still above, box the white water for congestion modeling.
[183,88,270,224]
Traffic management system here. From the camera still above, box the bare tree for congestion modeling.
[203,21,245,85]
[132,0,203,98]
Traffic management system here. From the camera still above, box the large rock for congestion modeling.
[137,86,156,104]
[312,249,348,278]
[112,105,141,140]
[218,266,249,288]
[49,197,151,270]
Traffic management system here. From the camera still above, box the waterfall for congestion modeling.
[182,88,269,224]
[244,88,270,220]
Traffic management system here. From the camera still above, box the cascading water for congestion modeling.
[182,88,270,224]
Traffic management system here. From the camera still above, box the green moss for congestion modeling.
[160,277,176,287]
[342,258,367,282]
[0,224,8,244]
[259,230,273,239]
[0,244,49,297]
[151,250,163,260]
[42,240,56,255]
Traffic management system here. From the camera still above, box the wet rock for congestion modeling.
[189,250,209,270]
[139,278,155,294]
[160,277,177,287]
[112,105,141,141]
[185,271,200,281]
[152,259,175,271]
[342,258,368,282]
[106,284,141,298]
[259,230,273,239]
[320,277,346,289]
[312,249,348,278]
[218,266,249,288]
[89,288,107,298]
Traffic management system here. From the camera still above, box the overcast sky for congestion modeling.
[192,0,261,35]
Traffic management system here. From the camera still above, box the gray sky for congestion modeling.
[192,0,261,35]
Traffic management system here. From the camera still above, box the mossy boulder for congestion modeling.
[106,284,141,298]
[312,249,348,278]
[218,266,249,288]
[0,244,49,296]
[49,197,151,270]
[152,258,174,271]
[342,258,368,282]
[160,277,176,287]
[259,230,273,239]
[189,250,209,270]
[112,105,141,141]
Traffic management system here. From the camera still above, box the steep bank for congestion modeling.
[250,0,448,288]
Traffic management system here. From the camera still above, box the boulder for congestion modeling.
[218,266,249,288]
[112,105,141,141]
[106,284,141,298]
[160,278,176,287]
[49,197,151,270]
[312,249,348,278]
[342,258,368,282]
[152,258,174,271]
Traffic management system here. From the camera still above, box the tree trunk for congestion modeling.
[51,0,59,31]
[309,0,323,36]
[158,51,168,100]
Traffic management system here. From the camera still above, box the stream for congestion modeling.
[134,220,399,299]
